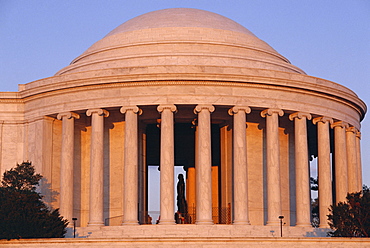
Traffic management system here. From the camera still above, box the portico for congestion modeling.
[54,102,364,228]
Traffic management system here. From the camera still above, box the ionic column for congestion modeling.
[194,104,215,225]
[356,131,362,191]
[261,108,284,226]
[289,112,311,227]
[138,124,147,224]
[313,116,333,228]
[86,108,109,226]
[120,106,142,225]
[219,124,232,211]
[157,104,177,225]
[57,112,80,226]
[229,106,251,225]
[331,121,349,203]
[346,126,358,193]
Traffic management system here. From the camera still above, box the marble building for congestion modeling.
[0,8,366,237]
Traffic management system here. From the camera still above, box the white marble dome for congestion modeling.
[55,8,305,76]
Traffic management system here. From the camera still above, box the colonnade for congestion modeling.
[57,104,362,228]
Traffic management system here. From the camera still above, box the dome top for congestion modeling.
[105,8,256,38]
[56,8,305,76]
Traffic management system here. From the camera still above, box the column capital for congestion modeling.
[228,106,251,116]
[356,130,361,139]
[191,118,197,127]
[194,104,215,114]
[331,121,349,129]
[120,106,142,115]
[312,116,333,125]
[157,104,177,113]
[260,108,284,118]
[346,126,357,134]
[289,112,312,121]
[57,111,80,120]
[86,108,109,117]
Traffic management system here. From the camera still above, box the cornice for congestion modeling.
[19,75,366,121]
[20,66,359,100]
[0,98,24,104]
[0,92,24,104]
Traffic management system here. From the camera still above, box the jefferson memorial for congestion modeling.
[0,8,366,239]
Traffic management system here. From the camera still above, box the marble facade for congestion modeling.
[0,8,366,237]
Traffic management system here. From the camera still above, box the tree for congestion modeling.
[0,162,68,239]
[328,186,370,237]
[310,177,319,227]
[1,161,42,190]
[310,177,318,191]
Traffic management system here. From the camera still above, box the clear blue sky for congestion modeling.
[1,1,369,187]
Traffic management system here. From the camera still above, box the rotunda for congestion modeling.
[0,8,366,237]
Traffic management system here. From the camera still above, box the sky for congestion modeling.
[0,0,369,189]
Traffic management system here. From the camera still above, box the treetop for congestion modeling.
[1,162,42,191]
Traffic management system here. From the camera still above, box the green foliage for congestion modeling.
[1,161,42,191]
[310,177,318,191]
[0,162,68,239]
[328,186,370,237]
[311,198,319,227]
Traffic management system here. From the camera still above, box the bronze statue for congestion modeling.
[176,174,188,223]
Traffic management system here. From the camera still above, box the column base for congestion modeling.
[319,224,330,228]
[295,223,312,227]
[87,222,104,227]
[159,220,176,225]
[233,220,251,225]
[121,220,139,226]
[266,221,280,226]
[195,219,214,225]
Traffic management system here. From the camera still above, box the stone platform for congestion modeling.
[2,226,369,248]
[1,236,370,248]
[71,224,328,239]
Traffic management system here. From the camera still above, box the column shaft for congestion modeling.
[261,108,284,226]
[219,125,232,210]
[186,167,196,221]
[332,121,348,203]
[157,105,176,225]
[86,108,109,226]
[346,127,358,193]
[313,117,333,228]
[194,105,214,225]
[356,131,362,191]
[121,106,141,225]
[138,125,147,224]
[57,112,80,225]
[289,112,311,226]
[229,106,251,225]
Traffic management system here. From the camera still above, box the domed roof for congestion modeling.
[104,8,256,38]
[55,8,305,76]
